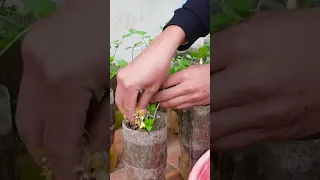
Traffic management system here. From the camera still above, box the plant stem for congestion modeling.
[0,26,29,58]
[110,69,119,80]
[0,15,26,28]
[139,36,148,47]
[131,46,135,61]
[152,103,160,121]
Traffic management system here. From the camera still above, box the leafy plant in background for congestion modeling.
[211,0,254,32]
[211,0,318,33]
[169,36,210,75]
[110,28,152,80]
[0,0,56,58]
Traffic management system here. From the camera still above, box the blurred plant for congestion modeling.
[0,0,56,58]
[110,28,152,79]
[211,0,253,32]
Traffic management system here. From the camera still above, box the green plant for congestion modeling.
[211,0,253,32]
[112,28,210,132]
[169,36,210,75]
[0,0,56,58]
[110,28,152,80]
[124,103,160,132]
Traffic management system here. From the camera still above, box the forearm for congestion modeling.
[164,0,210,51]
[151,25,186,55]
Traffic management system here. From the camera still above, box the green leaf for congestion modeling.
[198,46,210,57]
[144,118,154,132]
[129,28,136,33]
[136,31,147,36]
[189,51,200,58]
[147,103,157,113]
[122,33,132,38]
[179,59,190,67]
[110,56,115,62]
[22,0,56,19]
[117,60,128,67]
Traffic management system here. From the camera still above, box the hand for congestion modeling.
[115,25,186,122]
[211,9,320,150]
[151,64,210,109]
[16,0,109,179]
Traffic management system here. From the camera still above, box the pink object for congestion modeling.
[188,150,210,180]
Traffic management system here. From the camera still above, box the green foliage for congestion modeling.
[110,28,152,80]
[211,0,253,32]
[0,1,56,58]
[22,0,56,19]
[143,103,160,132]
[169,36,210,75]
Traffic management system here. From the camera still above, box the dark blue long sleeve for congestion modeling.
[164,0,210,51]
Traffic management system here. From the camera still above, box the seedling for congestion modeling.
[123,103,160,132]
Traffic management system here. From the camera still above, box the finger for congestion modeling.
[174,103,194,109]
[211,96,304,140]
[150,85,185,103]
[210,64,275,112]
[160,94,192,109]
[115,85,124,113]
[43,87,92,180]
[138,87,158,109]
[161,70,185,88]
[15,72,44,165]
[123,88,139,122]
[86,94,110,175]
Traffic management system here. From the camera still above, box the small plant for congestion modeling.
[123,103,160,132]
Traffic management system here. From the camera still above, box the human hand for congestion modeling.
[211,9,320,150]
[115,25,186,122]
[16,0,110,179]
[151,64,210,109]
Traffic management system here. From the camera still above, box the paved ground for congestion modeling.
[110,129,183,180]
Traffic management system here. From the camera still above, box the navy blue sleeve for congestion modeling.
[164,0,210,51]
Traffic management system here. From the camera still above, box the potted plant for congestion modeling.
[110,28,153,131]
[167,38,211,180]
[121,103,168,179]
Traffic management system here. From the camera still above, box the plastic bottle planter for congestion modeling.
[109,89,118,172]
[165,108,179,134]
[178,106,210,180]
[122,112,167,180]
[230,138,320,180]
